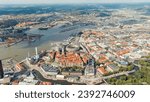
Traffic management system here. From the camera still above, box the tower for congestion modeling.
[84,59,95,76]
[35,47,38,56]
[0,60,4,79]
[28,52,30,58]
[35,47,39,60]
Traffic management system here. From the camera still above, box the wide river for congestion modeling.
[0,25,94,61]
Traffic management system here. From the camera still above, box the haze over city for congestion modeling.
[0,0,150,4]
[0,0,150,85]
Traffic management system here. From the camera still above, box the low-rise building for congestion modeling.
[70,71,83,76]
[106,64,119,72]
[97,67,108,75]
[55,52,84,68]
[61,71,70,76]
[67,76,80,82]
[18,72,38,85]
[15,63,24,71]
[56,75,65,80]
[39,81,52,85]
[41,64,59,75]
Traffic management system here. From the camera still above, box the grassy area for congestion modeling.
[119,64,133,72]
[107,55,150,85]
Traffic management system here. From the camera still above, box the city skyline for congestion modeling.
[0,0,150,4]
[0,1,150,85]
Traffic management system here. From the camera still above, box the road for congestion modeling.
[102,70,136,79]
[20,59,140,84]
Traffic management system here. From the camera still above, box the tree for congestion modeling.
[116,79,123,85]
[127,65,133,71]
[120,75,127,81]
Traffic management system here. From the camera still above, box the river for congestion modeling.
[0,24,94,61]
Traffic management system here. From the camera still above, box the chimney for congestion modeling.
[28,52,30,58]
[0,60,4,78]
[35,47,38,56]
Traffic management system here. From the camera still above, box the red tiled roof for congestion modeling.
[39,82,52,85]
[97,67,108,75]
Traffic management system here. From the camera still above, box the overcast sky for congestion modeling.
[0,0,150,4]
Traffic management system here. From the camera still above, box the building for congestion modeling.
[11,80,19,85]
[55,52,84,68]
[39,81,52,85]
[106,64,119,72]
[0,38,4,42]
[18,72,38,85]
[67,76,80,82]
[117,60,128,67]
[41,64,59,75]
[97,67,108,75]
[56,75,65,80]
[0,60,4,79]
[84,59,96,76]
[28,47,40,64]
[15,63,24,71]
[0,77,11,84]
[70,71,83,76]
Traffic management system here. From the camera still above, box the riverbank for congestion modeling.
[0,22,91,61]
